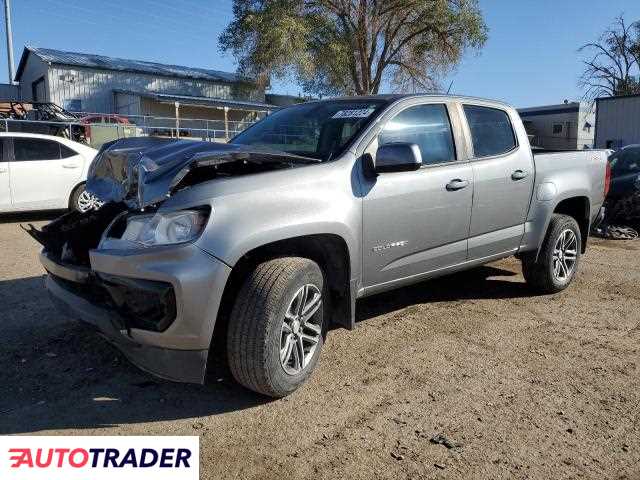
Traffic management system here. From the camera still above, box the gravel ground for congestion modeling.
[0,212,638,479]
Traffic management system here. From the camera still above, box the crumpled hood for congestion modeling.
[86,138,317,209]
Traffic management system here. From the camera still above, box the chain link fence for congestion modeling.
[0,111,263,149]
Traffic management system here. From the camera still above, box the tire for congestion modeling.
[522,214,582,294]
[226,257,327,397]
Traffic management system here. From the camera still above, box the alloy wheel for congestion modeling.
[552,229,578,282]
[77,190,103,212]
[280,284,322,375]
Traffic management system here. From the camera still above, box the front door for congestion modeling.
[362,103,473,291]
[0,139,10,209]
[9,137,83,210]
[462,105,535,259]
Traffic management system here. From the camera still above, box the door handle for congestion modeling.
[446,179,469,191]
[511,169,529,180]
[62,164,79,169]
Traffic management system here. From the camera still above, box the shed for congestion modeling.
[14,46,274,132]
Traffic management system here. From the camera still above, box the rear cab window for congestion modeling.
[463,105,517,158]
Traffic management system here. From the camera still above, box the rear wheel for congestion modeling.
[522,214,582,293]
[226,257,326,397]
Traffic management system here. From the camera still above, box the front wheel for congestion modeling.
[70,184,103,213]
[226,257,327,397]
[522,214,582,294]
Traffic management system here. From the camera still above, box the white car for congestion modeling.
[0,132,100,213]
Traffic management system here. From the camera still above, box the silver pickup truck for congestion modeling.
[31,94,610,397]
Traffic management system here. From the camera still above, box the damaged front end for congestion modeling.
[27,137,319,264]
[24,138,313,383]
[85,136,320,210]
[26,202,178,334]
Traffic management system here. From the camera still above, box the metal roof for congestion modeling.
[16,46,251,84]
[596,92,640,102]
[115,90,277,111]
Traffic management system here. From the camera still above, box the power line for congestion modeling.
[35,4,195,49]
[137,0,233,25]
[70,0,228,34]
[41,0,219,45]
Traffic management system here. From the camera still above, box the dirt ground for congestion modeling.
[0,211,638,480]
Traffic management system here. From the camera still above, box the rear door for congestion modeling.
[9,137,83,210]
[462,104,535,259]
[0,139,10,209]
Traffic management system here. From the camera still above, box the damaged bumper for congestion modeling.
[41,244,231,384]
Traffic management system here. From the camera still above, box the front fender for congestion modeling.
[180,159,363,283]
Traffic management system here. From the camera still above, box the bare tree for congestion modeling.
[579,15,640,100]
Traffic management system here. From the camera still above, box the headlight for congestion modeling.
[99,209,209,250]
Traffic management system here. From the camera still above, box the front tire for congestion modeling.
[522,214,582,294]
[226,257,327,397]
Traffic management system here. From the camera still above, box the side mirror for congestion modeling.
[374,143,422,173]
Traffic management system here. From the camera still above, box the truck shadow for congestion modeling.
[0,264,533,434]
[0,277,269,435]
[355,264,534,322]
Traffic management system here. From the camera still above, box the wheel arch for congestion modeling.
[552,196,590,253]
[68,181,86,210]
[210,234,355,361]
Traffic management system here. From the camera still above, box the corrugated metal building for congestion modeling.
[14,46,275,130]
[594,94,640,149]
[517,102,595,150]
[0,83,20,100]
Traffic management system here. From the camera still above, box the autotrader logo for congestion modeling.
[0,436,199,480]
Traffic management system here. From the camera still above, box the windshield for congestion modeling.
[230,100,389,161]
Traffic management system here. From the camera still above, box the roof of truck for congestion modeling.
[313,93,513,108]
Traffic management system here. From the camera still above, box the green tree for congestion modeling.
[219,0,488,96]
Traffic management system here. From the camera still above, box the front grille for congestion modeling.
[50,273,111,306]
[50,272,176,333]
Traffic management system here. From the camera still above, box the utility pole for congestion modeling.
[3,0,15,84]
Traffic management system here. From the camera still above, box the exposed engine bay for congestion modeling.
[23,202,128,266]
[24,138,319,266]
[86,137,319,209]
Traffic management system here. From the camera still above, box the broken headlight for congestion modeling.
[99,209,209,250]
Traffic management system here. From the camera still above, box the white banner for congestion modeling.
[0,436,199,480]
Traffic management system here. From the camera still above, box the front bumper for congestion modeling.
[41,244,231,384]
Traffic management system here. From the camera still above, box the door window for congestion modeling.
[59,144,78,159]
[379,104,456,165]
[463,105,517,158]
[13,138,62,161]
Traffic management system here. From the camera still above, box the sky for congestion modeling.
[1,0,640,108]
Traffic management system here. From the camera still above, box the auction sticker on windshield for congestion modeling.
[0,436,199,480]
[332,108,376,119]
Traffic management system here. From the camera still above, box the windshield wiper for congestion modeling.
[193,149,322,166]
[251,150,323,164]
